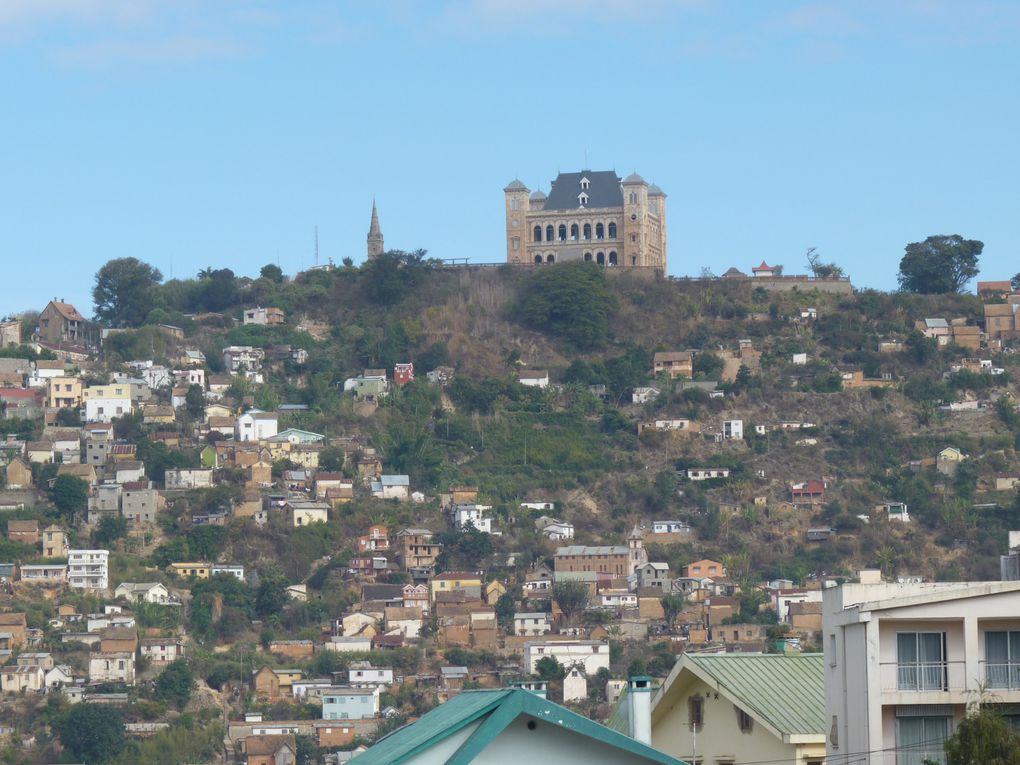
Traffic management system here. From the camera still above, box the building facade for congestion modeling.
[505,170,666,271]
[824,579,1020,765]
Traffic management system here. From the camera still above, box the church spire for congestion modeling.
[367,199,384,260]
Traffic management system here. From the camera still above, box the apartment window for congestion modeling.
[896,632,948,691]
[895,712,949,765]
[986,631,1020,689]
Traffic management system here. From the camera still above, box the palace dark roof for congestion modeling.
[543,170,623,211]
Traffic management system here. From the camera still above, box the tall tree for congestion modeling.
[660,593,685,631]
[553,580,590,626]
[260,263,284,283]
[92,257,163,327]
[516,261,617,350]
[55,704,126,764]
[154,660,194,710]
[897,235,982,294]
[50,474,89,520]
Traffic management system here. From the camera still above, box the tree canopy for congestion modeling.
[93,257,163,327]
[153,660,194,710]
[897,235,982,294]
[552,580,590,625]
[516,261,617,350]
[940,706,1020,764]
[50,474,89,520]
[55,704,126,764]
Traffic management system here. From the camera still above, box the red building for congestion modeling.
[394,362,414,385]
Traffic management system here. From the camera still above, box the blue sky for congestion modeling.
[2,0,1019,316]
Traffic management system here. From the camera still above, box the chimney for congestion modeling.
[628,675,653,745]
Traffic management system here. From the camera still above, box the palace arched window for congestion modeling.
[583,223,591,240]
[608,222,617,239]
[558,225,567,241]
[546,254,556,263]
[596,223,605,240]
[546,225,554,242]
[596,252,605,265]
[533,225,542,242]
[609,251,618,266]
[629,192,638,204]
[534,255,543,264]
[584,252,592,262]
[570,223,579,240]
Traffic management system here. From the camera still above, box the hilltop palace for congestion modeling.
[503,170,667,272]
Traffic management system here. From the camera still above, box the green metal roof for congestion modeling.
[349,688,689,765]
[663,653,825,737]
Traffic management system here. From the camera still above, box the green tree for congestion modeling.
[153,660,194,710]
[939,706,1020,764]
[185,384,205,419]
[905,331,938,364]
[660,593,685,631]
[260,263,284,283]
[93,257,163,327]
[255,574,288,619]
[55,703,126,764]
[897,235,982,294]
[552,580,590,626]
[1012,272,1020,292]
[494,593,516,630]
[516,261,617,350]
[805,247,845,279]
[50,474,89,520]
[93,515,128,547]
[361,249,433,305]
[536,655,565,682]
[319,447,345,473]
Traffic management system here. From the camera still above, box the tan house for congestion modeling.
[1,665,45,694]
[57,463,98,487]
[985,302,1018,339]
[42,525,67,558]
[653,351,693,379]
[37,300,90,347]
[245,734,296,765]
[682,559,727,578]
[169,562,211,579]
[26,441,54,464]
[3,457,32,490]
[100,627,139,654]
[47,376,82,409]
[141,404,175,425]
[0,613,28,649]
[647,653,826,765]
[269,641,315,660]
[7,519,39,546]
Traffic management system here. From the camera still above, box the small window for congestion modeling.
[736,707,753,733]
[578,193,588,206]
[511,197,520,210]
[688,696,704,731]
[512,237,520,251]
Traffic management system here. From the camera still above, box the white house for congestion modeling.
[514,612,552,637]
[222,345,265,375]
[164,469,214,489]
[651,521,690,535]
[371,475,410,501]
[452,504,492,534]
[322,686,380,720]
[772,588,824,623]
[140,637,185,665]
[211,563,245,581]
[723,419,743,440]
[632,387,660,404]
[67,549,109,590]
[113,582,170,604]
[518,370,549,389]
[347,664,394,688]
[535,516,574,540]
[685,467,731,481]
[824,578,1020,765]
[322,635,373,654]
[287,500,329,527]
[523,640,610,676]
[83,386,132,423]
[236,409,279,442]
[88,652,135,684]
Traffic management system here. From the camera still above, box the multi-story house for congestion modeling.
[555,545,630,577]
[514,612,552,637]
[67,549,109,590]
[824,576,1020,765]
[396,528,441,573]
[523,640,610,675]
[222,345,265,375]
[321,686,380,720]
[236,409,279,442]
[46,376,82,409]
[82,383,133,423]
[140,637,185,665]
[88,651,135,684]
[37,300,90,347]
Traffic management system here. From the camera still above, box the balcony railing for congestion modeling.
[880,661,966,693]
[983,662,1020,690]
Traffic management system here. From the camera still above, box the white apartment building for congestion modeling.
[348,664,394,687]
[523,640,610,676]
[514,612,552,637]
[67,549,109,590]
[452,504,492,534]
[82,385,133,423]
[236,409,279,442]
[723,419,743,440]
[824,578,1020,765]
[88,652,135,684]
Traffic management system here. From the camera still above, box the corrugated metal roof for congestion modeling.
[349,688,689,765]
[681,653,825,736]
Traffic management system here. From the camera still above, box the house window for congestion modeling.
[688,695,704,731]
[895,714,949,765]
[897,632,947,691]
[986,631,1020,689]
[735,707,753,733]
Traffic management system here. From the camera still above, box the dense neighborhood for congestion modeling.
[0,249,1019,765]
